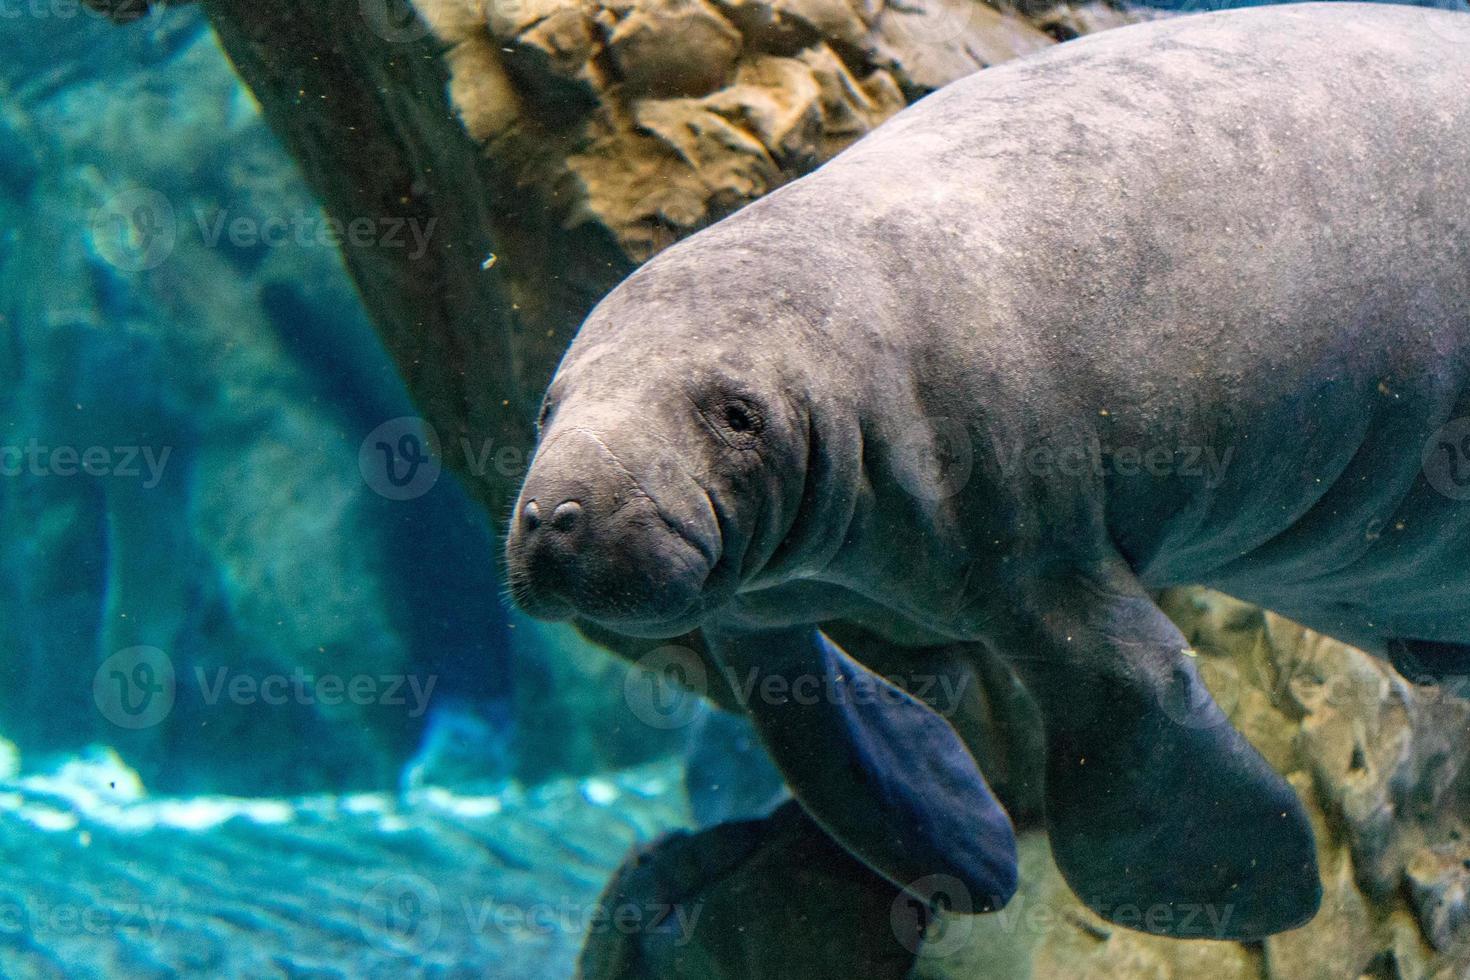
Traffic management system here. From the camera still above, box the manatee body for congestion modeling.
[507,4,1470,940]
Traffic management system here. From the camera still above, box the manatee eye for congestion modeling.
[536,398,557,435]
[724,401,760,434]
[691,386,766,450]
[717,399,765,451]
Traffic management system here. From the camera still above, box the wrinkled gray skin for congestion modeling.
[507,4,1470,942]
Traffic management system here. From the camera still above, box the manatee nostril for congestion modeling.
[522,499,541,532]
[551,500,583,532]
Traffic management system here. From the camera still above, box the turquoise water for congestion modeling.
[0,7,705,975]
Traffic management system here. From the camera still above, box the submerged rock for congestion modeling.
[412,0,1101,263]
[580,801,919,980]
[605,0,745,98]
[1406,847,1470,954]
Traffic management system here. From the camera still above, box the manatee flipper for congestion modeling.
[710,627,1018,909]
[1387,638,1470,683]
[1000,569,1320,940]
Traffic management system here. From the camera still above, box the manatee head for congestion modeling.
[505,246,858,638]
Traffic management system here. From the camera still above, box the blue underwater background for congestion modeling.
[1,0,1469,977]
[0,6,709,975]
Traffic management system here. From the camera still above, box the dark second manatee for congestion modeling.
[506,3,1470,941]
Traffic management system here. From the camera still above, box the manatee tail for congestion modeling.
[996,566,1321,940]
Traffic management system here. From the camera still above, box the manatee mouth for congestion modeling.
[504,428,724,637]
[507,512,715,637]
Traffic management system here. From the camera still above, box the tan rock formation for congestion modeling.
[911,590,1470,977]
[414,0,1063,263]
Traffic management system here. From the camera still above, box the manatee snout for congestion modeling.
[505,426,720,635]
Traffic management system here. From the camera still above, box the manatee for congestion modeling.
[506,3,1470,939]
